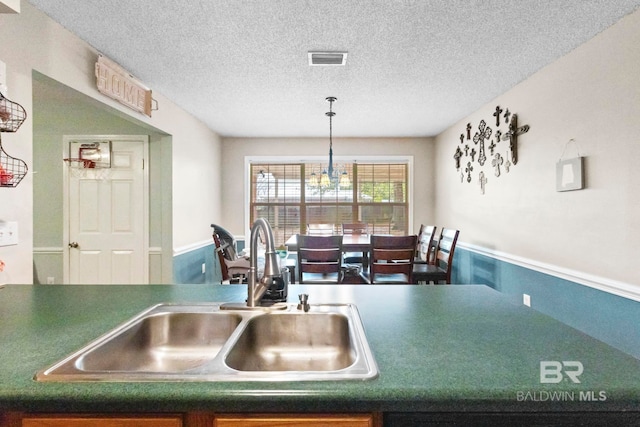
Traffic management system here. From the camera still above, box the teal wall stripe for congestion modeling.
[174,242,639,359]
[453,247,640,359]
[173,243,223,284]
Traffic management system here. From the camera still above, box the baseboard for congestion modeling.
[457,242,640,303]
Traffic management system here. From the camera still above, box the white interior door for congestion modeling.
[66,136,148,284]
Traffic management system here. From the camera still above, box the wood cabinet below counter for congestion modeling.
[20,415,182,427]
[213,413,377,426]
[1,412,381,427]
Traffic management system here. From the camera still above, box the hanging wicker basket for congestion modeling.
[0,92,27,133]
[0,92,28,187]
[0,138,28,187]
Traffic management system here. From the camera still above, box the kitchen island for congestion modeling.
[1,284,639,426]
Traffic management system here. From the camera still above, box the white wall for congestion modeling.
[221,137,434,238]
[0,2,222,283]
[434,9,640,287]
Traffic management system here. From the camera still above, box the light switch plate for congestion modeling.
[0,221,18,246]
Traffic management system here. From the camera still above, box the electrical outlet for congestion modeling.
[46,277,55,285]
[202,263,206,274]
[523,294,531,307]
[0,221,18,246]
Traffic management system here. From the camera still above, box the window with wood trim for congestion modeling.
[250,162,408,245]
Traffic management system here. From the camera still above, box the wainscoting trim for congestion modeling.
[173,239,213,257]
[457,241,640,303]
[33,247,64,254]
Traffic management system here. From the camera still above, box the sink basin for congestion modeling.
[35,303,378,382]
[77,312,242,372]
[225,312,355,372]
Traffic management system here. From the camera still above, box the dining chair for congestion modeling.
[342,222,369,235]
[341,222,369,264]
[414,224,425,257]
[415,225,437,264]
[368,235,417,284]
[306,223,335,235]
[413,228,460,284]
[297,234,344,284]
[341,222,370,283]
[212,225,249,284]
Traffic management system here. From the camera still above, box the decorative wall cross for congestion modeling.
[473,120,491,166]
[500,113,529,165]
[492,153,504,177]
[453,105,530,194]
[478,146,487,166]
[453,146,463,170]
[465,162,473,183]
[493,105,503,127]
[488,141,496,155]
[478,171,487,195]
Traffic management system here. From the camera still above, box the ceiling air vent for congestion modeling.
[308,51,348,66]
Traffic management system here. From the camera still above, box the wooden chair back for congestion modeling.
[416,225,437,264]
[413,228,459,284]
[341,222,369,266]
[415,224,425,256]
[297,234,343,283]
[306,223,335,235]
[369,235,417,284]
[341,222,369,235]
[212,231,230,281]
[434,228,460,280]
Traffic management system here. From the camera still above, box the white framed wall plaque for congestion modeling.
[556,157,584,192]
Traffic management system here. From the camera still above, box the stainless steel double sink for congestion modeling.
[35,303,378,382]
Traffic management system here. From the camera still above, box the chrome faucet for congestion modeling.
[247,218,282,307]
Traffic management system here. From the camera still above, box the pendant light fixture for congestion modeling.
[308,170,319,187]
[319,96,350,188]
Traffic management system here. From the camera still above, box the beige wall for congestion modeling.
[221,137,434,238]
[434,8,640,287]
[0,2,222,283]
[3,1,637,289]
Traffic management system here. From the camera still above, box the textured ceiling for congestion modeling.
[28,0,640,138]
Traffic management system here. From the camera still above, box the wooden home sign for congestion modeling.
[95,55,152,117]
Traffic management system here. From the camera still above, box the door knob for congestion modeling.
[68,242,79,249]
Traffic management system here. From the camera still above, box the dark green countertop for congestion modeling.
[0,284,639,414]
